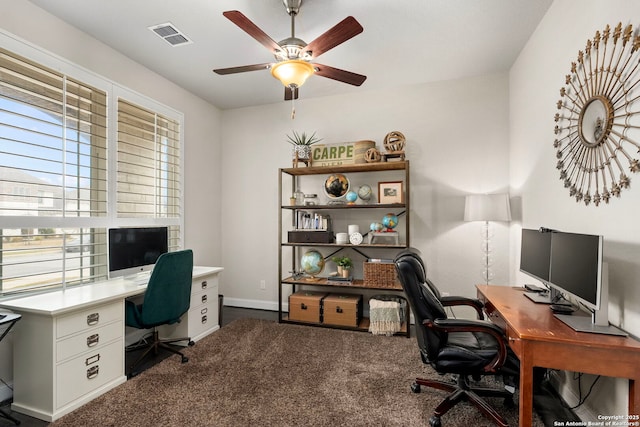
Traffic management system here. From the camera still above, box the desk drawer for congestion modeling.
[56,339,123,409]
[57,302,122,339]
[56,321,123,362]
[505,324,522,358]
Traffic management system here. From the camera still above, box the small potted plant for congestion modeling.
[287,130,322,161]
[331,255,353,278]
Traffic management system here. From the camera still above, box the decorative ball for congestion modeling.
[382,213,399,230]
[383,131,406,152]
[324,174,350,199]
[357,184,372,201]
[300,250,325,277]
[365,147,381,163]
[345,190,358,204]
[370,222,384,232]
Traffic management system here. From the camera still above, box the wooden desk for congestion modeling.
[477,285,640,427]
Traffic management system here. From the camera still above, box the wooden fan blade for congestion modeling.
[213,63,272,75]
[314,64,367,86]
[284,86,299,101]
[302,16,363,59]
[223,10,282,54]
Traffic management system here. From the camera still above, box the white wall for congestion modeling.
[0,0,222,400]
[510,0,640,418]
[220,73,511,309]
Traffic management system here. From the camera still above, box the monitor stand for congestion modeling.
[524,292,552,304]
[554,313,628,337]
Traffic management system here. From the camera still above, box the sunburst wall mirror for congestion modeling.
[554,22,640,206]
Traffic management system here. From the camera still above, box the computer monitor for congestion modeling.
[549,231,602,311]
[108,227,168,278]
[548,231,625,336]
[519,228,552,283]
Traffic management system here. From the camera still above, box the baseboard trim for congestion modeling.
[222,297,280,312]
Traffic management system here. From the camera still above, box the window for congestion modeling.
[0,41,183,296]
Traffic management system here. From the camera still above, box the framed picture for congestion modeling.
[378,181,403,204]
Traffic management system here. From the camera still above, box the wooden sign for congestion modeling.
[311,140,375,166]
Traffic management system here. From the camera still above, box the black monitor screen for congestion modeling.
[520,228,552,283]
[549,231,602,309]
[108,227,168,277]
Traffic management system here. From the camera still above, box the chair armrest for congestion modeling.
[425,318,508,373]
[440,296,484,320]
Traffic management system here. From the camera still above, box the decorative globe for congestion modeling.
[382,213,399,231]
[357,184,372,201]
[324,174,350,199]
[345,190,358,204]
[370,222,384,232]
[300,250,325,277]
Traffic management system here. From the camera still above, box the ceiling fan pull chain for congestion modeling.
[291,92,296,119]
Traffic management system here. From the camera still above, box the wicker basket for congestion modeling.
[363,261,400,288]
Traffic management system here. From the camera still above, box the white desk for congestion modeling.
[0,266,222,422]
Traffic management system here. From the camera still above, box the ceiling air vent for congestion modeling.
[148,22,193,47]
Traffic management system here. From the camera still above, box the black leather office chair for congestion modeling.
[394,248,519,427]
[125,249,194,377]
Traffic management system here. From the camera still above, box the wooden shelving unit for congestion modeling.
[278,161,411,337]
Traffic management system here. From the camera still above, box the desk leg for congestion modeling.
[519,351,534,427]
[631,379,639,418]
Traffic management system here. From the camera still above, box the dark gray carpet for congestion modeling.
[51,319,542,426]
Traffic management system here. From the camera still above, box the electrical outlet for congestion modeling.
[260,279,266,290]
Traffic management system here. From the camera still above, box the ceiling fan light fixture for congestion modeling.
[271,59,314,88]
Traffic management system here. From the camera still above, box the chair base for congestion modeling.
[127,329,193,378]
[412,375,512,427]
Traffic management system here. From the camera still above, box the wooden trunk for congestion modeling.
[323,294,362,327]
[288,291,327,323]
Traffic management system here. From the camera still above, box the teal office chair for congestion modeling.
[125,249,194,377]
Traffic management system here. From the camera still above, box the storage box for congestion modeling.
[288,230,334,244]
[288,291,327,323]
[322,294,363,327]
[363,261,400,288]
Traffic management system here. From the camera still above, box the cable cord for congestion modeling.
[568,373,601,410]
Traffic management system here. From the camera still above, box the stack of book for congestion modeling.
[327,275,353,286]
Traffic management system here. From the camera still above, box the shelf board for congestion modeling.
[282,277,403,291]
[280,161,408,176]
[282,242,406,249]
[280,315,408,336]
[281,203,406,210]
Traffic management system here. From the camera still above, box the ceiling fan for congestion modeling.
[213,0,366,102]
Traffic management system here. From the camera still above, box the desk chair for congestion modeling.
[0,313,22,425]
[125,249,194,377]
[394,249,519,427]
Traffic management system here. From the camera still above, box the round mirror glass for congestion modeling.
[579,97,610,146]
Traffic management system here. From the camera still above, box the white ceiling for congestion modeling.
[27,0,553,110]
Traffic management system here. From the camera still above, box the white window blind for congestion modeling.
[117,99,181,219]
[0,47,108,218]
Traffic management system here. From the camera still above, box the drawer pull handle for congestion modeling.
[201,280,208,289]
[86,366,99,379]
[87,313,100,326]
[201,295,207,303]
[201,315,208,324]
[301,303,308,310]
[85,353,100,366]
[86,334,99,347]
[336,306,343,313]
[201,307,208,315]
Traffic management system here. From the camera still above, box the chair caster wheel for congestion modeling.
[429,416,442,427]
[181,356,189,363]
[188,340,195,346]
[410,382,421,393]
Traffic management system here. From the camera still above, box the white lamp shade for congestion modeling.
[464,193,511,222]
